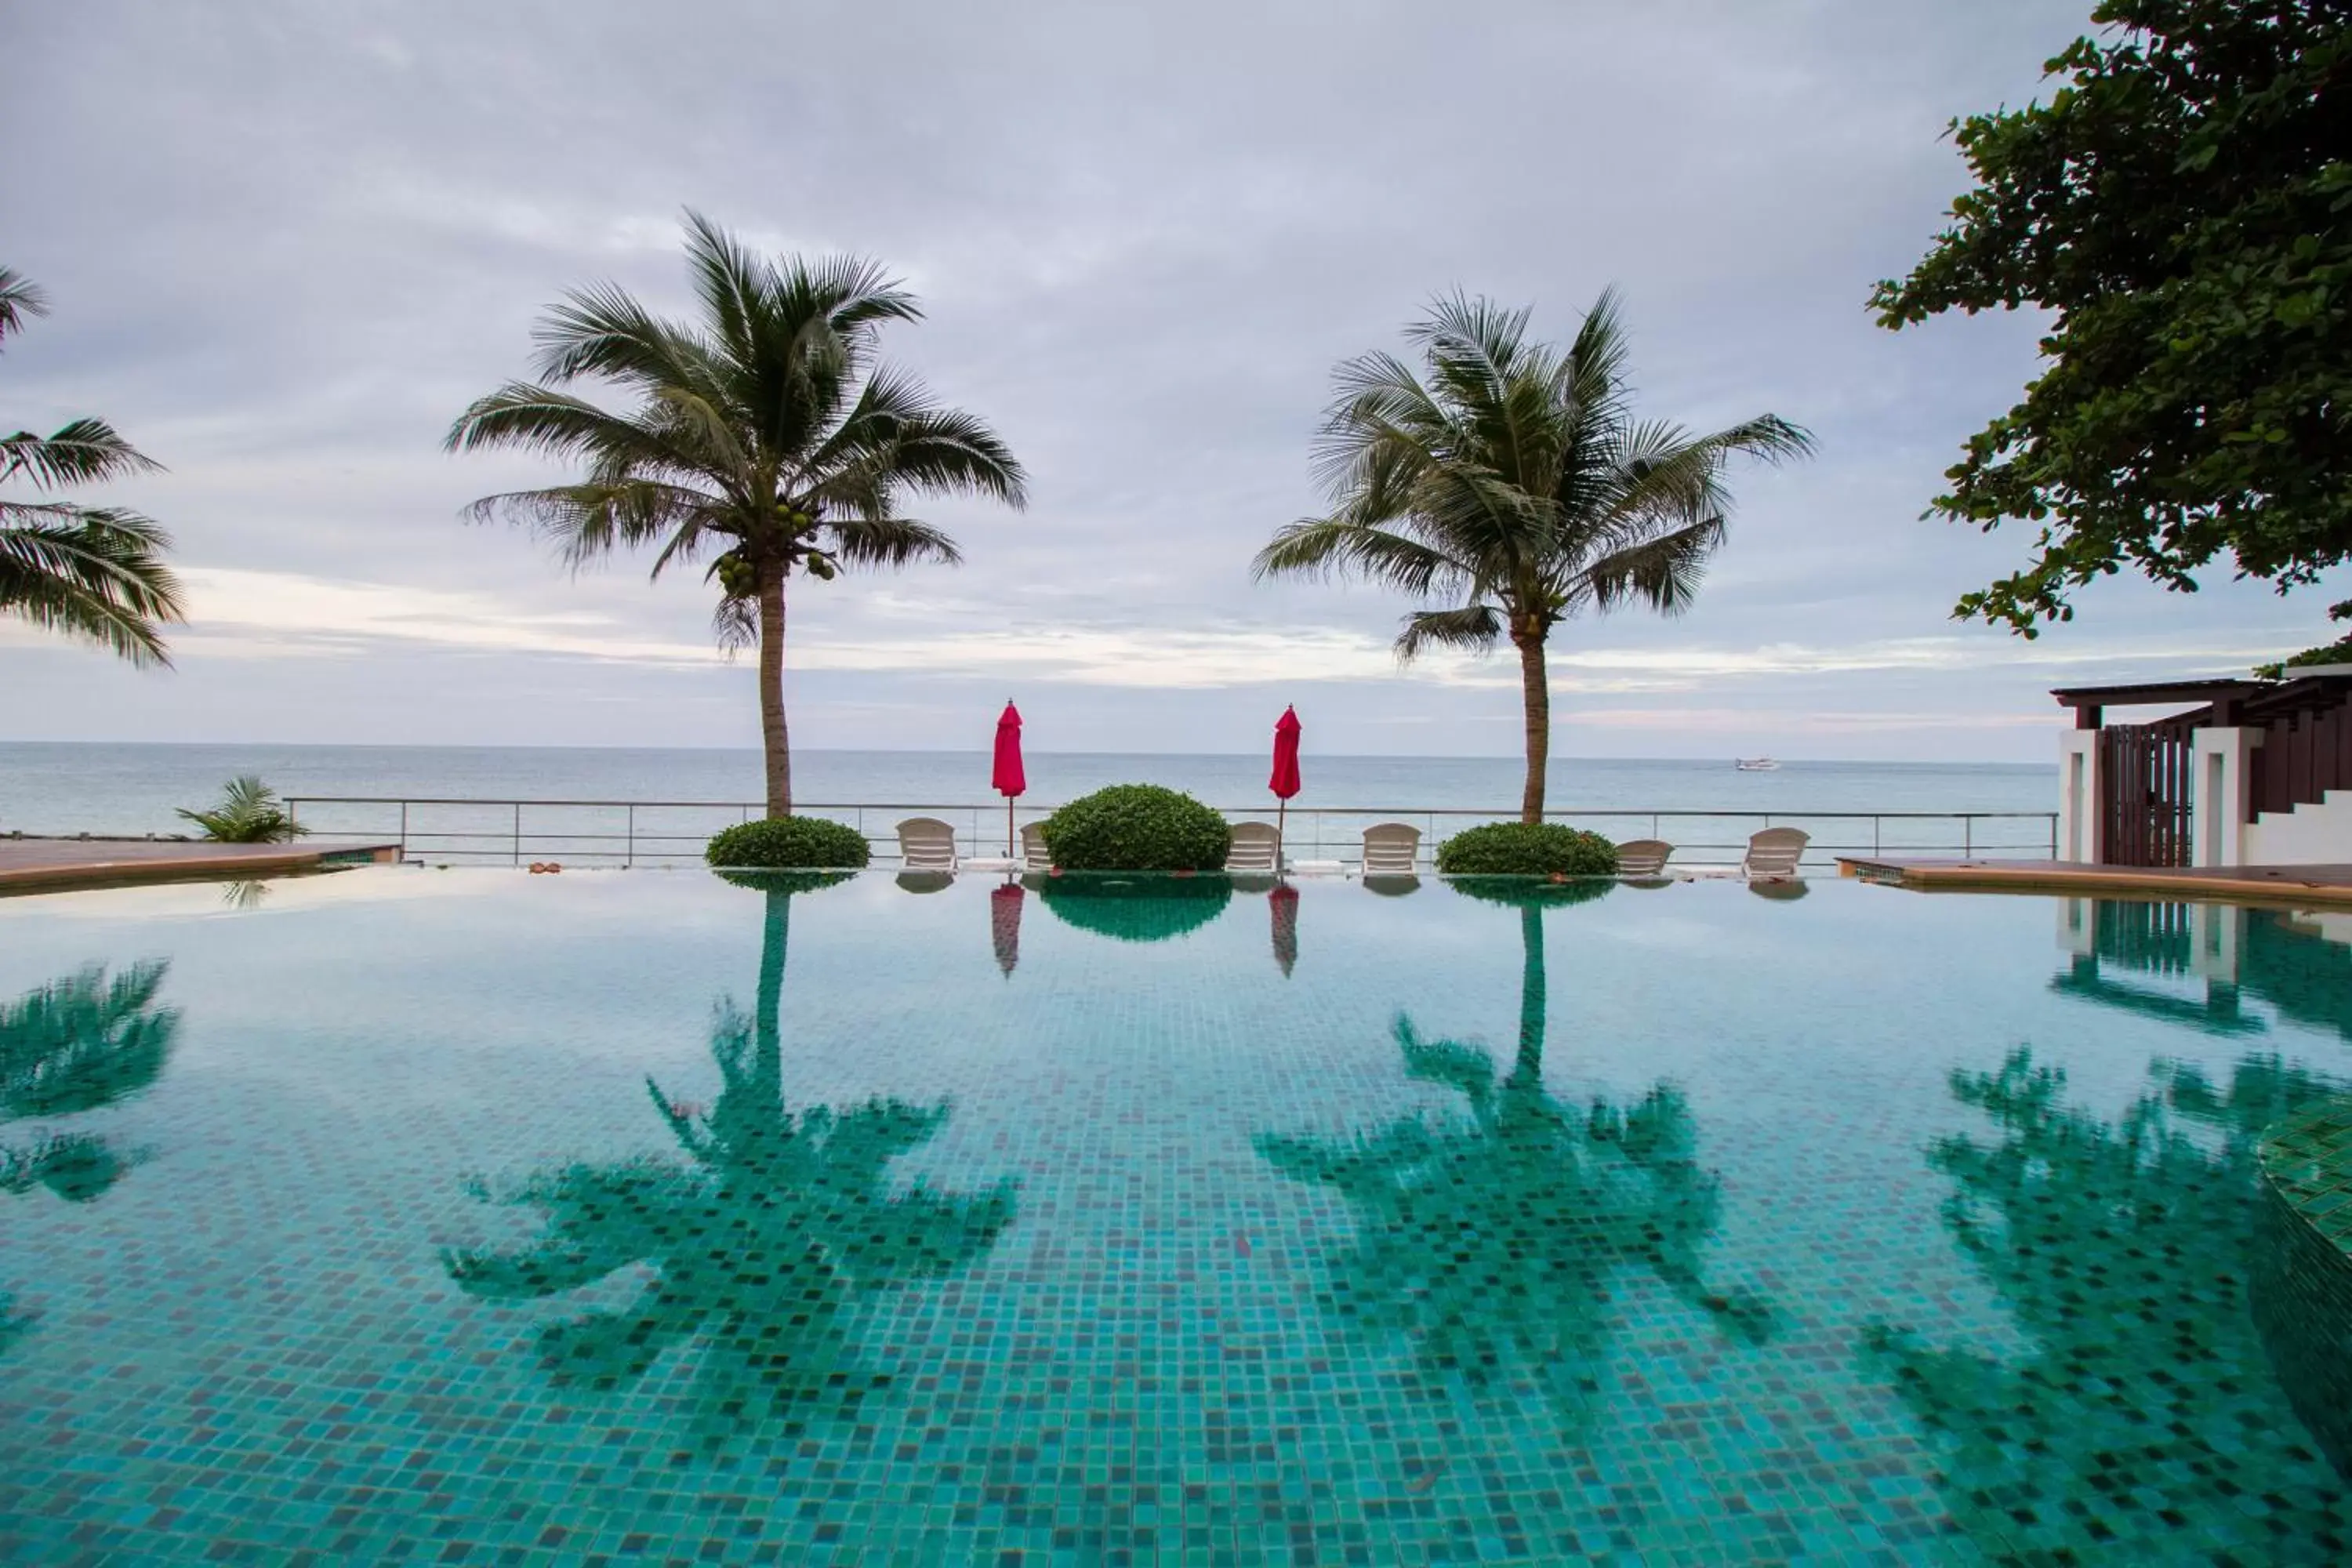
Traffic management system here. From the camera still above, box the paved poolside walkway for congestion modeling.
[0,837,401,895]
[1838,855,2352,906]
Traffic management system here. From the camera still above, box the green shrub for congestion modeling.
[176,776,306,844]
[705,815,870,869]
[1038,785,1232,871]
[1435,822,1618,878]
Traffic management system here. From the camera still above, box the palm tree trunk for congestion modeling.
[1513,902,1546,1081]
[1515,630,1550,824]
[758,560,793,817]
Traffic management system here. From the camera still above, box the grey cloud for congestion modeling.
[3,0,2334,762]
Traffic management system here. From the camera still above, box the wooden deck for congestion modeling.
[1838,855,2352,907]
[0,837,401,895]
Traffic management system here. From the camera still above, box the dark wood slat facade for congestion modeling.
[2099,720,2194,867]
[2249,700,2352,820]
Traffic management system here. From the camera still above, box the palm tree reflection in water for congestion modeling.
[1,960,182,1347]
[1258,880,1770,1426]
[2,960,180,1202]
[1866,1049,2352,1558]
[443,873,1016,1437]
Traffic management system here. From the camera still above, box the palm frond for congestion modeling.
[462,481,720,571]
[0,507,185,666]
[175,776,306,843]
[1396,604,1505,660]
[1311,350,1447,503]
[0,268,47,346]
[529,281,714,392]
[1582,516,1727,615]
[2,419,164,490]
[823,516,964,568]
[1252,517,1467,598]
[811,367,1028,507]
[447,383,712,473]
[710,592,758,653]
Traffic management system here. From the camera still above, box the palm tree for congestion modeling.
[1256,291,1812,822]
[448,213,1027,817]
[1,268,185,666]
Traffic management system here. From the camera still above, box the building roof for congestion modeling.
[2049,677,2264,710]
[2053,670,2352,721]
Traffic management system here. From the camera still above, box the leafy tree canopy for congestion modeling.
[1874,0,2352,634]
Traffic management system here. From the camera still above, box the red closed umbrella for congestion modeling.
[1269,706,1302,863]
[993,701,1025,857]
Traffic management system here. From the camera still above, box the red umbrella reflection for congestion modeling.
[990,881,1025,977]
[1270,883,1298,978]
[992,702,1025,858]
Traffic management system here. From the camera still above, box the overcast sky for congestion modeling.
[3,1,2336,762]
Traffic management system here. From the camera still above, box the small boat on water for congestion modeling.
[1734,757,1780,772]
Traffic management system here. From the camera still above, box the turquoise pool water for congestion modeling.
[2,869,2347,1564]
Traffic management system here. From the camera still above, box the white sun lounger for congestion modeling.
[1740,826,1809,880]
[1615,839,1675,877]
[1225,821,1280,873]
[1019,822,1052,873]
[896,817,959,873]
[1361,822,1421,877]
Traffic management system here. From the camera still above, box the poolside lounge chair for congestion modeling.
[1740,826,1809,880]
[1615,839,1674,877]
[1361,822,1420,877]
[1226,821,1280,873]
[896,817,958,873]
[1019,822,1052,873]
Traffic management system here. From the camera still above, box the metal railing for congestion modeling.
[285,796,2060,870]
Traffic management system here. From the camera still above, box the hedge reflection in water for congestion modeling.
[442,873,1018,1441]
[1258,879,1772,1429]
[1871,898,2352,1562]
[0,960,182,1349]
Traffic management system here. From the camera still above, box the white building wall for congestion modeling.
[2056,730,2100,864]
[2190,727,2261,867]
[2245,790,2352,865]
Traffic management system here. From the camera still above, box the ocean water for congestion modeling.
[0,742,2054,840]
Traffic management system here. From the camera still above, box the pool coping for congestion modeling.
[1837,855,2352,909]
[0,837,402,896]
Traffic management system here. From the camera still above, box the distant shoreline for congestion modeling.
[0,739,2057,771]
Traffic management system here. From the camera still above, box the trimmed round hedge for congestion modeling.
[1435,822,1618,878]
[705,815,872,869]
[1038,784,1232,871]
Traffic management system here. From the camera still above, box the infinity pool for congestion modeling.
[2,869,2347,1564]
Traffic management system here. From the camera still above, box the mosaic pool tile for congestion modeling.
[1,872,2350,1562]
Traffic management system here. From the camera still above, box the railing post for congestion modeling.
[1964,816,1973,858]
[626,803,635,869]
[514,801,522,867]
[401,800,408,861]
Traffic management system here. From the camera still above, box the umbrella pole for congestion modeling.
[1276,797,1287,873]
[1007,796,1015,859]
